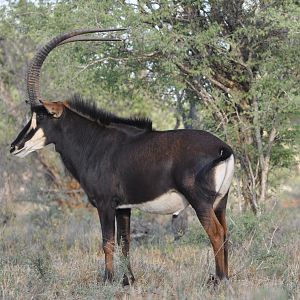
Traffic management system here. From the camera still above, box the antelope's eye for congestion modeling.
[36,113,45,120]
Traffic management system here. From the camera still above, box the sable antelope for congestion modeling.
[10,29,234,285]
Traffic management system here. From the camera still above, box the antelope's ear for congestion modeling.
[40,100,64,118]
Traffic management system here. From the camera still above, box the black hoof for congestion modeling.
[122,274,135,286]
[207,274,220,286]
[99,271,114,284]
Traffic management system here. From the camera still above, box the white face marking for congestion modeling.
[213,154,234,209]
[31,112,37,129]
[117,190,189,215]
[23,113,37,136]
[13,128,46,158]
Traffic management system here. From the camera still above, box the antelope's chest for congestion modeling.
[117,190,189,215]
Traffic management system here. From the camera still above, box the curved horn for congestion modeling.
[58,37,123,46]
[27,28,126,108]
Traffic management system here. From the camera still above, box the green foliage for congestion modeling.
[179,222,210,246]
[0,0,176,131]
[0,0,299,210]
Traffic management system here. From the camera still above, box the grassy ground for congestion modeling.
[0,199,299,300]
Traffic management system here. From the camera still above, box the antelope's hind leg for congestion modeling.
[214,192,229,278]
[194,202,227,282]
[116,208,135,286]
[181,183,227,283]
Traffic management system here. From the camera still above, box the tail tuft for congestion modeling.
[195,147,233,183]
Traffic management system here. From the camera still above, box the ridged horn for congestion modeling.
[26,28,126,108]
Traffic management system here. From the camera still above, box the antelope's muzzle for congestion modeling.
[10,113,46,158]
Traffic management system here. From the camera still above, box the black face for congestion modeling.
[10,107,50,158]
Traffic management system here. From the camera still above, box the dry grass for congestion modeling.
[0,202,299,300]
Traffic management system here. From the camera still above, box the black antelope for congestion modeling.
[10,29,234,285]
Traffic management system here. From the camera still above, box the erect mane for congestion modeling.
[67,95,152,131]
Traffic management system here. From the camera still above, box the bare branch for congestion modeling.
[185,78,229,140]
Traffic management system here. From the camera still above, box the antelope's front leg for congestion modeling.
[97,207,116,282]
[116,208,135,285]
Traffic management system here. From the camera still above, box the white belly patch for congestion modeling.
[116,190,189,215]
[213,154,234,209]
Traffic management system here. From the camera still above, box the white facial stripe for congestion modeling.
[14,128,46,158]
[117,190,189,215]
[31,112,37,129]
[22,112,37,138]
[24,128,46,150]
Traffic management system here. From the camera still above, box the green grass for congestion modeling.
[0,203,299,299]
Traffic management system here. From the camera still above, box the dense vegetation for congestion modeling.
[0,1,299,299]
[1,0,299,212]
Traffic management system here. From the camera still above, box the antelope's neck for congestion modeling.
[53,112,109,182]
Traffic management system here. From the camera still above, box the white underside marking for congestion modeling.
[14,128,46,158]
[213,154,234,210]
[117,190,189,215]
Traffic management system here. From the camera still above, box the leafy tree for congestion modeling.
[117,0,300,213]
[0,0,299,213]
